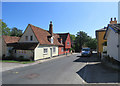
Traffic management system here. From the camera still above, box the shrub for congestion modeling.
[16,56,30,61]
[2,56,15,60]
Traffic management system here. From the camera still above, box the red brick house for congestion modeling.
[57,33,71,55]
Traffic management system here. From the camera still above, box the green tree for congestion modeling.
[85,38,97,50]
[70,34,76,50]
[2,20,11,36]
[75,31,89,52]
[10,27,22,37]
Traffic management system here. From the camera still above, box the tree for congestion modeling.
[70,34,76,50]
[2,20,11,36]
[75,31,89,52]
[10,27,23,37]
[85,38,97,50]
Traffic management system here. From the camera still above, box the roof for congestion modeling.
[56,33,69,44]
[11,43,38,50]
[104,24,120,40]
[2,35,20,44]
[96,27,107,32]
[29,24,63,46]
[108,24,120,32]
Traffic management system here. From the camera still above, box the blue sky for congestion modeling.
[2,2,118,38]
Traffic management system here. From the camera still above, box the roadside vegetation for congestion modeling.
[70,31,97,52]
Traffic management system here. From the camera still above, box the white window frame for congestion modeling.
[67,42,69,45]
[43,48,48,54]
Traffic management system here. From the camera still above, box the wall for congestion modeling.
[58,46,64,55]
[19,25,38,43]
[0,37,2,58]
[34,44,58,60]
[15,50,33,59]
[2,38,7,57]
[97,31,107,53]
[65,34,71,49]
[107,29,119,61]
[118,34,120,62]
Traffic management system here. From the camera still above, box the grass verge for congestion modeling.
[0,60,35,64]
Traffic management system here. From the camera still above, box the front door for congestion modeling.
[50,48,52,58]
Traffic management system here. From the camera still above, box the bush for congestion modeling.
[2,56,15,60]
[16,56,30,61]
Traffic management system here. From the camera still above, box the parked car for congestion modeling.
[81,48,91,57]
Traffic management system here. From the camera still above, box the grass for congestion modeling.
[1,60,35,64]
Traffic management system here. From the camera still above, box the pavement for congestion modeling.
[2,53,120,85]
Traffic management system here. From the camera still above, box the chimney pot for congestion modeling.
[114,17,116,21]
[111,18,113,21]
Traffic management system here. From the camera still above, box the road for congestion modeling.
[2,53,120,85]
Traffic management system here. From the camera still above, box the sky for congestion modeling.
[2,2,118,38]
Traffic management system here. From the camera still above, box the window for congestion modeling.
[51,37,53,44]
[43,48,48,54]
[67,42,69,45]
[30,36,33,41]
[61,48,64,52]
[25,36,28,41]
[66,49,68,51]
[53,47,56,53]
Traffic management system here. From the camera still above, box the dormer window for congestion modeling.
[51,37,53,44]
[30,36,33,41]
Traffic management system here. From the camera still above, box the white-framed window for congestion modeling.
[61,48,64,52]
[25,36,28,41]
[53,47,56,53]
[43,48,48,54]
[30,35,33,41]
[67,42,69,45]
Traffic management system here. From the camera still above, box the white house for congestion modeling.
[13,21,63,61]
[104,23,120,62]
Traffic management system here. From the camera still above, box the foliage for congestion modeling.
[72,31,97,52]
[10,27,23,37]
[2,20,11,36]
[85,38,97,50]
[70,34,76,50]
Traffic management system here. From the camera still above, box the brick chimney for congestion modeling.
[110,17,117,24]
[49,21,53,36]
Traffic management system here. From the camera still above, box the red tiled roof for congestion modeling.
[2,35,20,44]
[57,33,69,44]
[29,24,63,46]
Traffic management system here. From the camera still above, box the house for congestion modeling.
[104,23,120,62]
[57,33,71,55]
[7,21,71,61]
[96,27,107,56]
[1,35,20,57]
[95,18,117,56]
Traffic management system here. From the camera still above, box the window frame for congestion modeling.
[67,42,69,45]
[30,35,33,41]
[53,47,56,53]
[43,48,48,54]
[25,36,28,41]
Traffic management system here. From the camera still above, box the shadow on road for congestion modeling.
[76,63,120,83]
[74,53,100,63]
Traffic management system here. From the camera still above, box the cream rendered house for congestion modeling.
[14,21,63,61]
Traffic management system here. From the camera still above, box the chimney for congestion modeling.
[110,17,117,24]
[49,21,53,36]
